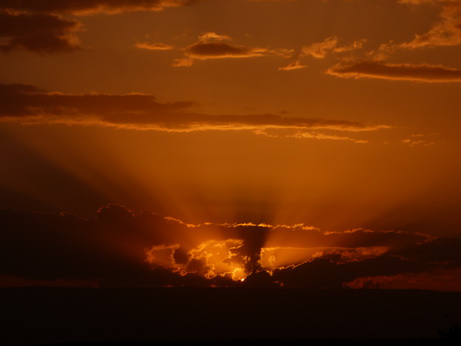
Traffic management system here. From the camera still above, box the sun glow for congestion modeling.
[231,267,247,281]
[146,239,251,281]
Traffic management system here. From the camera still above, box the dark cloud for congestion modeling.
[264,227,431,250]
[0,0,197,15]
[0,83,387,139]
[0,1,197,53]
[327,61,461,82]
[186,41,263,59]
[0,11,80,53]
[1,204,460,289]
[270,254,428,289]
[0,205,227,287]
[389,237,461,267]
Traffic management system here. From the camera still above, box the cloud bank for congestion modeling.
[0,205,459,290]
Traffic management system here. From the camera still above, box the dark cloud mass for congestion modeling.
[0,11,80,53]
[0,205,460,289]
[0,83,387,137]
[328,61,461,82]
[0,0,197,15]
[0,0,197,53]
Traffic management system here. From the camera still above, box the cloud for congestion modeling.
[397,0,437,4]
[0,205,459,289]
[300,37,366,60]
[263,254,428,288]
[344,268,461,291]
[287,131,369,143]
[0,1,196,53]
[0,11,81,53]
[278,37,366,72]
[176,32,292,66]
[197,32,232,41]
[146,239,248,281]
[376,0,461,58]
[402,134,436,147]
[135,42,174,51]
[248,0,297,2]
[278,59,307,71]
[327,61,461,82]
[0,0,197,15]
[186,41,265,59]
[302,36,339,59]
[397,0,461,49]
[0,83,388,139]
[400,1,461,49]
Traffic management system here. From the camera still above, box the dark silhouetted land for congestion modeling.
[1,288,461,345]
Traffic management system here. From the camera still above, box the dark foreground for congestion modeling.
[1,288,461,345]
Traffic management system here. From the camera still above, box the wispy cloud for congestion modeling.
[397,0,461,49]
[375,0,461,59]
[278,59,307,71]
[135,42,175,51]
[279,37,366,72]
[302,36,339,59]
[327,61,461,82]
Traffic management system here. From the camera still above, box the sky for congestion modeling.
[1,0,461,290]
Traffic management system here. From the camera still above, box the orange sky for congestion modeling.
[1,0,461,289]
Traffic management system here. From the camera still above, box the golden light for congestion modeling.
[146,239,251,281]
[231,266,247,281]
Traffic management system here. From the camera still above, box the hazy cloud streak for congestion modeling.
[0,84,388,139]
[327,61,461,82]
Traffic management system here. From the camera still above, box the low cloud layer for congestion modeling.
[0,205,459,289]
[0,83,388,140]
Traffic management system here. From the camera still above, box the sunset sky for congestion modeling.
[1,0,461,290]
